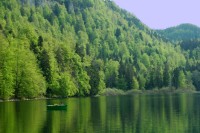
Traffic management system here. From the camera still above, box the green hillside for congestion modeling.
[0,0,198,99]
[156,23,200,91]
[156,23,200,42]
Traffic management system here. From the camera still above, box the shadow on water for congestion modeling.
[1,94,200,133]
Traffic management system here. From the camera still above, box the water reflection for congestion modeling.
[0,94,200,133]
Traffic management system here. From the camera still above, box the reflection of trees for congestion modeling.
[115,94,195,133]
[65,94,199,133]
[0,102,16,133]
[0,94,200,133]
[0,100,46,133]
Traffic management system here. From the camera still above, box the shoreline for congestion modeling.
[0,97,66,102]
[0,88,198,102]
[100,88,197,96]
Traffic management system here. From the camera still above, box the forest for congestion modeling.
[0,0,200,99]
[156,23,200,42]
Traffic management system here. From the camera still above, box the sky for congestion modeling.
[113,0,200,29]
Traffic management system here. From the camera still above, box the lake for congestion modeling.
[0,94,200,133]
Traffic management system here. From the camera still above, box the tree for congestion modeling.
[163,63,171,87]
[0,36,14,99]
[172,68,186,89]
[115,28,121,38]
[87,60,105,95]
[192,70,200,91]
[16,59,46,98]
[12,41,46,98]
[75,31,88,59]
[132,77,139,90]
[53,3,61,16]
[172,68,179,89]
[119,42,130,63]
[105,60,119,88]
[59,72,78,97]
[39,49,51,83]
[138,74,146,90]
[178,70,186,88]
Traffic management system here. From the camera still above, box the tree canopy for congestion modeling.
[0,0,199,99]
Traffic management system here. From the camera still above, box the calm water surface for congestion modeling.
[0,94,200,133]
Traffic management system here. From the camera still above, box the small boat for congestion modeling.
[47,104,67,110]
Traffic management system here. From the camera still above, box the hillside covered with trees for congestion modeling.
[156,24,200,91]
[0,0,199,100]
[156,24,200,42]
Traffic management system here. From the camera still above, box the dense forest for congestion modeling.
[0,0,200,100]
[157,24,200,92]
[156,23,200,42]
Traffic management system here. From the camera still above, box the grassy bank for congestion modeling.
[100,87,196,96]
[100,88,126,96]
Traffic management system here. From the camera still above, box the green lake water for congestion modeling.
[0,94,200,133]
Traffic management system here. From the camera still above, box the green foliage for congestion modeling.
[16,54,46,98]
[156,23,200,42]
[178,70,186,88]
[132,77,139,90]
[138,75,146,90]
[192,71,200,91]
[158,24,200,91]
[0,35,15,99]
[0,0,199,99]
[105,60,119,88]
[59,72,78,97]
[87,59,105,95]
[14,43,46,98]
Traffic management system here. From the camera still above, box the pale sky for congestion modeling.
[113,0,200,29]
